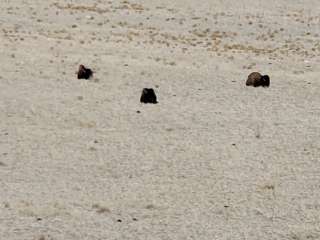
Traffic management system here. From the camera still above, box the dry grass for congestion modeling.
[52,3,109,14]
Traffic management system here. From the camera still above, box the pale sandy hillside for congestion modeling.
[0,1,319,239]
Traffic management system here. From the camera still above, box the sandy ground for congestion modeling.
[0,0,320,239]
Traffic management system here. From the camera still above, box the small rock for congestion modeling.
[140,88,158,104]
[246,72,270,87]
[77,65,93,80]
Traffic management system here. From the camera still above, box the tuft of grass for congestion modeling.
[263,185,275,190]
[92,204,111,214]
[145,204,156,210]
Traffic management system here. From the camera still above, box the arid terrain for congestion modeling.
[0,0,319,239]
